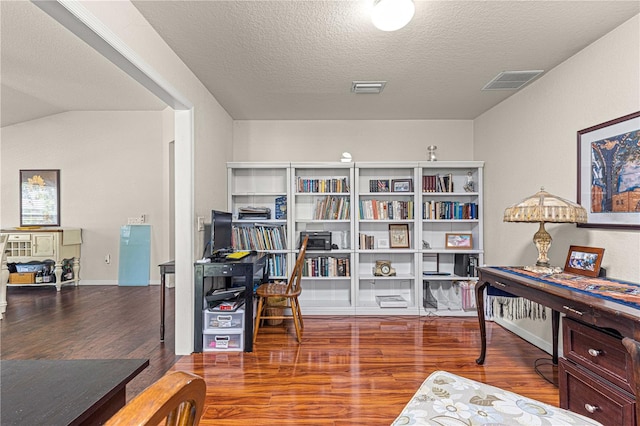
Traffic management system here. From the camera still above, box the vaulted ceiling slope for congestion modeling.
[2,1,639,127]
[0,1,165,128]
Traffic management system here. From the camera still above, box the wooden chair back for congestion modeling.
[286,235,308,295]
[105,371,206,426]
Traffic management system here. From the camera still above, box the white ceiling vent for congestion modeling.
[482,70,544,90]
[351,81,387,94]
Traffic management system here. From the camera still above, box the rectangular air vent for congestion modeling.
[351,81,386,94]
[482,70,544,90]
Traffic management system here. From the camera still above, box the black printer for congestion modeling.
[299,231,331,250]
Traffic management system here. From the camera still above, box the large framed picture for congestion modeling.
[20,169,60,226]
[577,111,640,229]
[445,233,472,249]
[389,224,410,248]
[564,245,604,278]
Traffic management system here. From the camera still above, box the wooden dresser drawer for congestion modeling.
[559,359,635,426]
[563,317,634,394]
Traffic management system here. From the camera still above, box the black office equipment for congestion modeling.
[454,253,478,277]
[210,210,233,257]
[299,231,331,250]
[238,206,271,220]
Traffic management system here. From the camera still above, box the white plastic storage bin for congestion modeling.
[204,308,244,331]
[203,331,244,351]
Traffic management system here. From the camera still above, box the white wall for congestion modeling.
[1,111,165,284]
[474,15,640,352]
[233,120,473,162]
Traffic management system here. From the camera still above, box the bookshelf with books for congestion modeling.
[291,162,355,314]
[419,161,484,317]
[226,161,483,317]
[227,163,290,280]
[354,163,420,314]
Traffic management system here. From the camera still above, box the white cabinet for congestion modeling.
[0,228,82,319]
[226,161,484,317]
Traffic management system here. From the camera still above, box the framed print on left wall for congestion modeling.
[577,111,640,229]
[20,169,60,226]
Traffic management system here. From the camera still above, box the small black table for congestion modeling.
[158,260,175,341]
[0,358,149,425]
[194,253,267,353]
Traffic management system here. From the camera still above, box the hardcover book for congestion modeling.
[375,295,408,308]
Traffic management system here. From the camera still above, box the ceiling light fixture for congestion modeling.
[371,0,415,32]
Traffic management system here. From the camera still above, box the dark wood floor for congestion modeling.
[1,285,559,425]
[0,284,179,398]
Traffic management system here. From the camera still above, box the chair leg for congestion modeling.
[294,296,304,330]
[253,296,265,344]
[290,298,303,343]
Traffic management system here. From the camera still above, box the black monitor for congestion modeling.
[210,210,233,256]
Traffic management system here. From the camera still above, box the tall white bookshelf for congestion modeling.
[354,162,420,314]
[227,161,483,316]
[418,161,484,316]
[227,163,290,280]
[290,162,355,315]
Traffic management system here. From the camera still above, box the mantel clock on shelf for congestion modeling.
[374,260,396,277]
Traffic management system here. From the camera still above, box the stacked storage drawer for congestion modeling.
[202,309,244,351]
[559,317,636,426]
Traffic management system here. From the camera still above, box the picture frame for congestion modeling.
[564,245,605,278]
[445,233,472,249]
[391,178,413,192]
[577,111,640,230]
[377,238,390,249]
[389,224,410,248]
[369,179,390,192]
[20,169,60,227]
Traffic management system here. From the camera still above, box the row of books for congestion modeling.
[296,177,350,193]
[232,224,287,251]
[303,256,351,277]
[358,200,414,220]
[314,196,350,220]
[267,253,287,277]
[423,174,454,192]
[358,233,375,250]
[423,201,478,220]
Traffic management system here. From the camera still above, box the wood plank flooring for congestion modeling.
[1,285,559,425]
[0,285,179,398]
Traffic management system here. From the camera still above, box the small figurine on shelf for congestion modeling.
[427,145,437,161]
[463,171,474,192]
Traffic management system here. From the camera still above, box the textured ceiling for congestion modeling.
[2,1,639,127]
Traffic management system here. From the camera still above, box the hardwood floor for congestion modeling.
[1,285,559,425]
[0,285,179,398]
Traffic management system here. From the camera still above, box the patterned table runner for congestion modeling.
[495,267,640,310]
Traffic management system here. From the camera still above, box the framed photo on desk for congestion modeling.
[564,245,604,277]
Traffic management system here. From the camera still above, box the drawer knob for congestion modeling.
[588,348,603,357]
[584,404,599,414]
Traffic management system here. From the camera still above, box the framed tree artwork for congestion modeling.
[577,111,640,229]
[20,169,60,226]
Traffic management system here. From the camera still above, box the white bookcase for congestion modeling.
[419,161,484,316]
[354,162,420,314]
[291,162,355,314]
[227,161,483,317]
[227,163,290,280]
